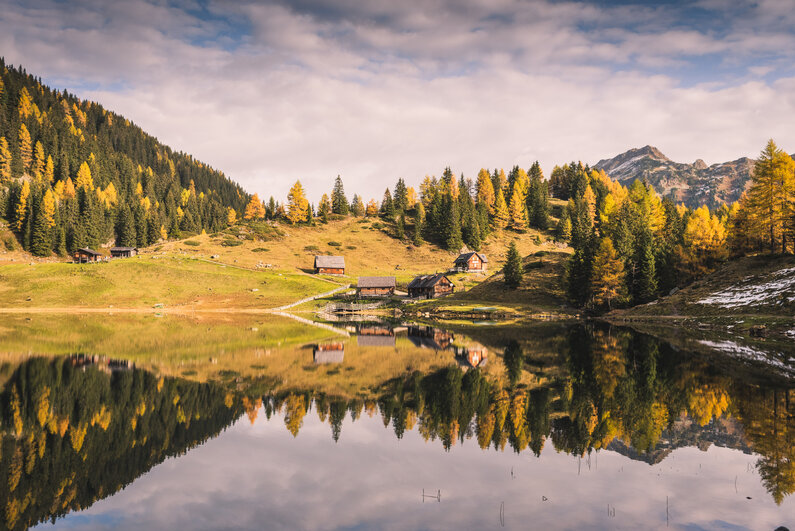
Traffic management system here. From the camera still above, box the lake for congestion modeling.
[0,313,792,530]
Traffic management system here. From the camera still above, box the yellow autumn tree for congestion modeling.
[0,136,11,182]
[284,394,307,437]
[42,189,56,228]
[18,124,32,171]
[44,155,54,183]
[63,177,76,199]
[508,187,527,231]
[244,193,266,220]
[745,139,795,253]
[14,180,30,230]
[75,161,94,191]
[32,141,45,180]
[286,180,309,224]
[678,205,727,279]
[17,87,32,119]
[366,199,379,216]
[476,168,495,212]
[591,238,628,309]
[406,186,417,208]
[492,187,509,229]
[227,207,237,224]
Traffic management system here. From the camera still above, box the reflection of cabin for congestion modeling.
[407,273,454,299]
[357,324,396,347]
[453,252,488,272]
[357,335,396,347]
[110,246,138,258]
[73,248,102,263]
[407,325,454,350]
[356,276,396,298]
[314,255,345,275]
[314,343,345,364]
[455,345,488,369]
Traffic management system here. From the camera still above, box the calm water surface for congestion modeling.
[0,314,792,530]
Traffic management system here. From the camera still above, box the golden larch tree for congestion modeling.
[0,136,11,182]
[492,187,509,229]
[591,238,628,309]
[244,193,266,220]
[227,207,237,224]
[18,124,32,171]
[75,161,94,191]
[366,199,379,216]
[32,141,45,180]
[746,139,795,253]
[286,180,309,224]
[15,180,30,230]
[44,155,55,183]
[476,168,495,212]
[508,187,527,231]
[42,189,56,228]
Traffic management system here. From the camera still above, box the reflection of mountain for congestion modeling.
[0,356,241,531]
[606,416,752,465]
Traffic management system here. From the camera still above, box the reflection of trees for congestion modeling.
[0,356,241,531]
[254,323,794,505]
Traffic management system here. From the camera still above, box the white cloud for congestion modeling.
[1,0,794,202]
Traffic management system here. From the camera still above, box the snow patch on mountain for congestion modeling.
[698,339,795,376]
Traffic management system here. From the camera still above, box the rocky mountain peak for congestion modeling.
[693,159,708,170]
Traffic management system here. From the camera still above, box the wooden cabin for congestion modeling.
[73,248,102,263]
[314,255,345,275]
[453,252,488,273]
[356,276,396,298]
[455,345,488,369]
[313,343,345,364]
[110,246,138,258]
[407,273,454,299]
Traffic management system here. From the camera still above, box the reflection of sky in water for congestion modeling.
[34,408,793,530]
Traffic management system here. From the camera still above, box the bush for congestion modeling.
[304,245,320,252]
[534,250,547,257]
[3,234,17,251]
[346,245,357,250]
[371,222,383,230]
[327,241,342,247]
[221,238,243,247]
[252,247,270,253]
[183,240,201,247]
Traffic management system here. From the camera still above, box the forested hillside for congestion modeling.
[0,59,248,256]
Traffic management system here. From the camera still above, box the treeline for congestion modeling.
[0,59,248,256]
[243,164,551,252]
[555,139,795,310]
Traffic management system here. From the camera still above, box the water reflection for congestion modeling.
[0,318,792,529]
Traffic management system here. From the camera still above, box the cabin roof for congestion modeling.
[314,255,345,268]
[407,273,451,289]
[76,248,101,256]
[110,247,138,252]
[357,276,396,288]
[454,252,488,265]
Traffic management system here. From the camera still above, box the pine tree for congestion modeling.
[116,204,136,246]
[31,192,54,256]
[413,202,425,245]
[590,238,627,309]
[394,178,408,213]
[18,124,32,172]
[443,194,463,251]
[318,193,332,222]
[331,175,349,215]
[396,212,406,239]
[351,194,365,217]
[492,187,509,230]
[633,228,658,303]
[503,241,523,289]
[286,180,309,224]
[380,189,395,219]
[0,137,11,182]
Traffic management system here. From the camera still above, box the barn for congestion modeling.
[356,276,396,298]
[314,255,345,275]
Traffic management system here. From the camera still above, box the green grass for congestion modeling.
[0,256,332,309]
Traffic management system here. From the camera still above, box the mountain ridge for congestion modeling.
[594,145,761,207]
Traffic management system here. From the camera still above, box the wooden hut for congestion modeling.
[110,247,138,258]
[73,248,102,263]
[407,273,454,299]
[314,255,345,275]
[453,252,488,272]
[356,276,396,298]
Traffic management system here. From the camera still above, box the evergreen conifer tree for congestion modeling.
[331,176,349,215]
[503,241,523,289]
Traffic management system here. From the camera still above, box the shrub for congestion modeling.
[252,247,270,253]
[346,245,357,250]
[183,240,201,247]
[371,222,383,230]
[221,238,243,247]
[304,245,320,252]
[327,241,342,247]
[534,250,548,257]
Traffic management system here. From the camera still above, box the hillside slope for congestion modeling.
[594,145,757,208]
[0,59,247,257]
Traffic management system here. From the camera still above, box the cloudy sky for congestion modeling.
[2,0,795,201]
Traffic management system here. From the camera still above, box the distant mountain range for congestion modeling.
[594,145,763,208]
